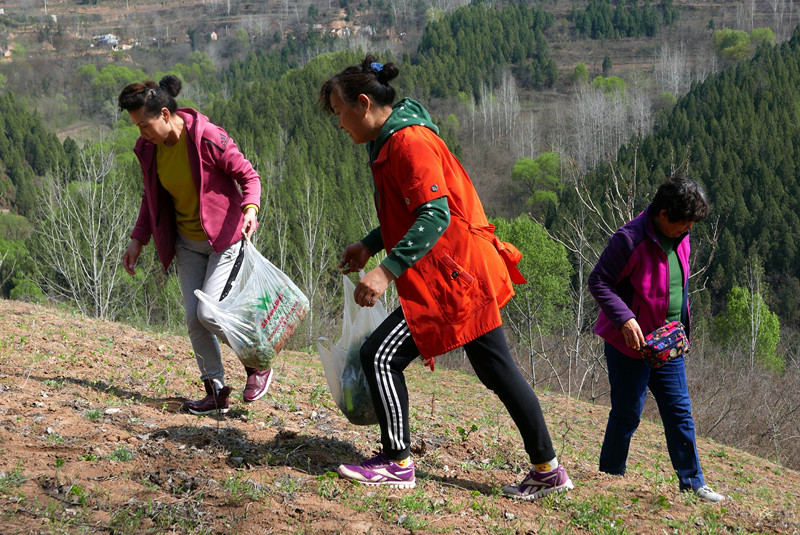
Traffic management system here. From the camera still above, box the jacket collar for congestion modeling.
[368,98,439,163]
[643,203,690,245]
[133,108,208,168]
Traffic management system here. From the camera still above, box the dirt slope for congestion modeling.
[0,299,798,534]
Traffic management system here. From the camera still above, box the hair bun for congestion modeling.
[158,74,182,98]
[376,62,399,85]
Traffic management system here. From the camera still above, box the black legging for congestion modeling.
[360,306,556,463]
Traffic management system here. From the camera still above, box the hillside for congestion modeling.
[0,299,798,534]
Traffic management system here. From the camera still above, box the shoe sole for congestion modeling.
[186,407,229,416]
[337,466,416,488]
[346,478,416,489]
[243,372,273,403]
[503,479,574,501]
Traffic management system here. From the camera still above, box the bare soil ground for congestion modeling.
[1,299,799,534]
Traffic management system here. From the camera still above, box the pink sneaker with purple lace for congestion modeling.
[337,452,416,488]
[501,465,574,500]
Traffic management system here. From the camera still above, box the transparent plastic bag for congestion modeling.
[317,273,386,425]
[195,237,309,370]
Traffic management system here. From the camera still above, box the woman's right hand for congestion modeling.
[122,239,144,276]
[338,242,372,274]
[621,317,646,350]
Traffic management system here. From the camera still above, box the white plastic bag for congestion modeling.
[317,273,386,425]
[195,237,309,370]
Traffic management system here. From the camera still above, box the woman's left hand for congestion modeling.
[355,264,395,307]
[241,207,258,239]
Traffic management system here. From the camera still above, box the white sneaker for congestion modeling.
[693,485,725,503]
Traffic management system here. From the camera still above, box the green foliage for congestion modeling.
[658,91,677,109]
[510,152,561,222]
[0,237,33,298]
[11,44,26,61]
[751,27,776,47]
[9,277,46,303]
[572,63,589,85]
[493,215,572,335]
[713,286,782,372]
[711,29,751,60]
[0,91,66,215]
[425,7,444,23]
[592,75,627,95]
[602,54,613,76]
[0,212,32,241]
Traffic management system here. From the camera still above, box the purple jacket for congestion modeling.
[131,108,261,271]
[588,205,691,359]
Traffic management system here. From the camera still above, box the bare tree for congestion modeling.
[498,69,520,140]
[293,174,333,341]
[655,43,690,97]
[34,143,135,319]
[743,260,767,370]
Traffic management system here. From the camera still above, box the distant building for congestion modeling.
[210,31,217,41]
[92,33,119,47]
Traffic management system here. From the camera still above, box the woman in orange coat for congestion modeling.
[319,55,573,499]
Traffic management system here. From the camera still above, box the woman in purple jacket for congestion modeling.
[118,75,271,415]
[588,176,724,502]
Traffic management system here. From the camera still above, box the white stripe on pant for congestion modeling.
[374,319,412,452]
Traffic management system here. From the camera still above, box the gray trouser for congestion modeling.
[174,233,243,389]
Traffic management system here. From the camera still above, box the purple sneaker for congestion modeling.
[502,465,574,500]
[337,452,416,488]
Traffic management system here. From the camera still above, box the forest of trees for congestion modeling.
[0,0,799,468]
[569,0,680,39]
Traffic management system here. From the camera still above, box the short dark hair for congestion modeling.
[319,54,399,113]
[118,74,182,117]
[651,175,711,222]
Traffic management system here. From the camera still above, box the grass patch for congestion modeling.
[85,409,103,421]
[104,446,135,463]
[566,493,630,534]
[109,499,212,535]
[222,472,271,504]
[0,463,26,493]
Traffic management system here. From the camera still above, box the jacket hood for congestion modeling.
[368,98,439,161]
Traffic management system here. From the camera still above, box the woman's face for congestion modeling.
[655,210,695,238]
[330,90,371,145]
[128,107,171,144]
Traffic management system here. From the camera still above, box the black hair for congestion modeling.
[118,74,182,117]
[319,54,399,113]
[651,174,711,222]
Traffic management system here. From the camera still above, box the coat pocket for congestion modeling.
[415,249,491,324]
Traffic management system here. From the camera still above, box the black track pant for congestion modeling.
[360,306,556,463]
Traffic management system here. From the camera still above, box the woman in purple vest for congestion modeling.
[588,176,723,502]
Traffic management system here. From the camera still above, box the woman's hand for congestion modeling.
[241,206,258,239]
[355,265,395,307]
[621,317,646,350]
[122,239,144,276]
[338,242,372,274]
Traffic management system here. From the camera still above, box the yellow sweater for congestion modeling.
[156,129,208,241]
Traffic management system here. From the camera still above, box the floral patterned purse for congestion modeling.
[639,320,689,368]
